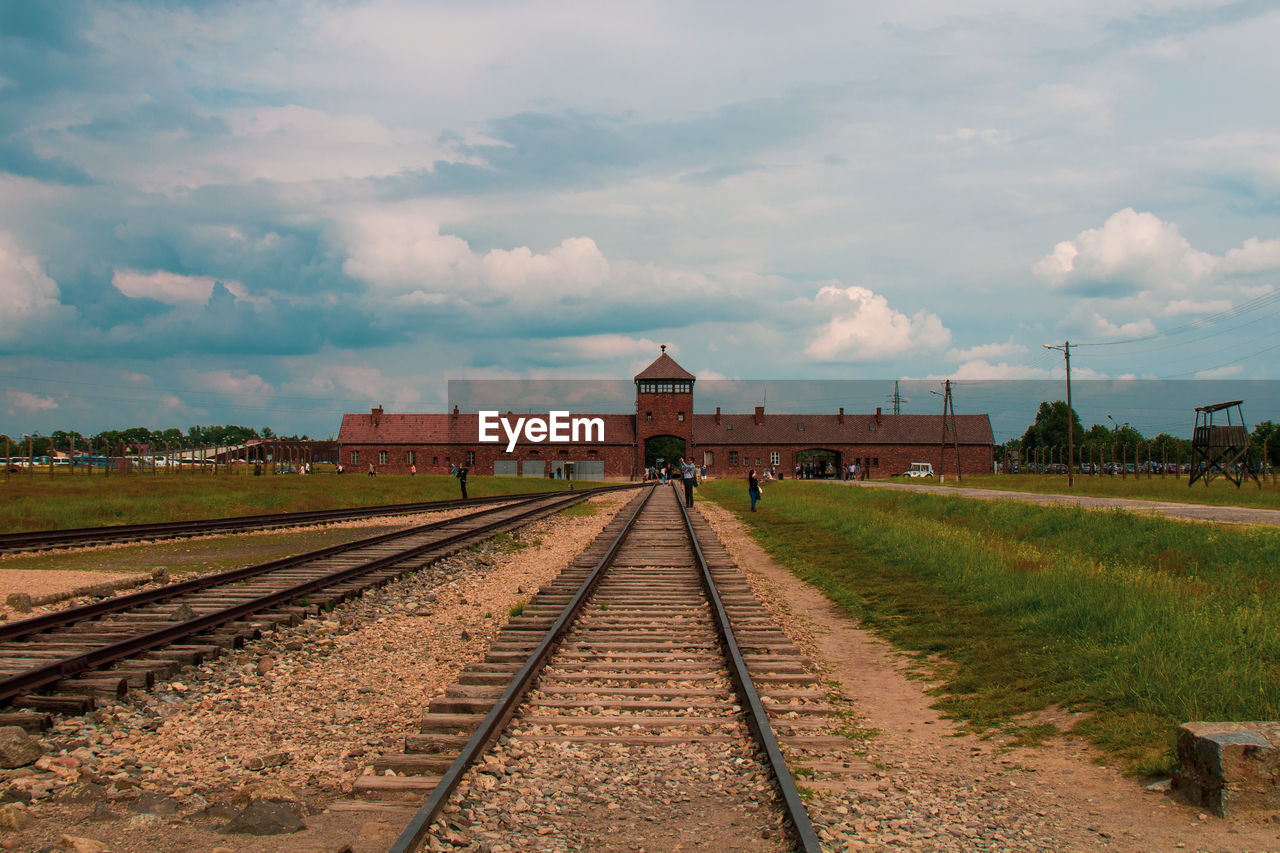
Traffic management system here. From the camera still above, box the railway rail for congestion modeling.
[0,487,597,555]
[366,484,833,852]
[0,486,632,718]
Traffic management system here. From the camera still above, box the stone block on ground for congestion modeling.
[0,726,43,768]
[222,799,306,835]
[1173,721,1280,816]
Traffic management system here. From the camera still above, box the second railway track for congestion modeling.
[0,487,632,718]
[0,488,601,555]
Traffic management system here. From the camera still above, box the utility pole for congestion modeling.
[891,380,904,415]
[1043,341,1074,487]
[936,380,962,481]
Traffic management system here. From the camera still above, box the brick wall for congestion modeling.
[696,443,993,479]
[635,389,694,472]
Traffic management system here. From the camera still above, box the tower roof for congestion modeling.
[634,350,695,381]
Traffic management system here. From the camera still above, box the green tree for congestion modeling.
[1252,420,1280,467]
[1020,401,1084,453]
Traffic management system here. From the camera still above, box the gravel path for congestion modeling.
[842,479,1280,526]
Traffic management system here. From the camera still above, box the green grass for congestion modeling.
[704,479,1280,775]
[0,474,607,534]
[937,473,1280,509]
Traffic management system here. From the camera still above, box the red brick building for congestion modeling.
[336,350,994,479]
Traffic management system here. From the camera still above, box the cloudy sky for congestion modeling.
[2,0,1279,439]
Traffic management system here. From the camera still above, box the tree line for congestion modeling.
[1012,401,1280,466]
[0,425,313,457]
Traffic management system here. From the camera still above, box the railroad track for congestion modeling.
[0,487,631,722]
[360,484,840,852]
[0,488,597,555]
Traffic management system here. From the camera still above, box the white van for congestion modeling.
[903,462,934,478]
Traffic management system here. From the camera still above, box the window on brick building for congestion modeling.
[467,451,475,465]
[432,457,438,465]
[350,451,359,466]
[725,422,732,431]
[677,412,684,422]
[703,451,714,466]
[770,451,780,466]
[645,412,652,422]
[873,457,879,466]
[378,450,388,465]
[729,451,739,466]
[797,422,804,431]
[406,450,415,465]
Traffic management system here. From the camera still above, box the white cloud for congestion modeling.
[1194,365,1244,379]
[1035,211,1280,339]
[546,334,667,362]
[947,338,1028,362]
[190,370,274,400]
[1162,299,1233,316]
[5,389,58,413]
[112,269,263,307]
[0,232,70,342]
[1222,238,1280,276]
[1084,313,1157,340]
[952,360,1052,380]
[804,285,951,361]
[339,207,682,308]
[938,127,1009,147]
[1033,208,1217,294]
[301,365,422,410]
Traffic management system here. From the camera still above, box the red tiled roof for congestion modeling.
[692,413,993,445]
[634,353,695,381]
[338,412,637,446]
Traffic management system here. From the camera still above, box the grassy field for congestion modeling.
[940,473,1280,509]
[703,479,1280,774]
[0,474,604,533]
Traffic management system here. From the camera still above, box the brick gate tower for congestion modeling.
[634,346,696,474]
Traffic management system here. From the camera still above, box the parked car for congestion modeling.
[900,462,935,478]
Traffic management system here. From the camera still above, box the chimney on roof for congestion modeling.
[754,405,764,426]
[838,407,845,424]
[715,406,721,424]
[452,405,459,420]
[875,407,882,425]
[371,406,383,427]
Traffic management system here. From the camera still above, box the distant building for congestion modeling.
[336,350,994,479]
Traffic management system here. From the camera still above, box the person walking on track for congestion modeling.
[680,456,697,508]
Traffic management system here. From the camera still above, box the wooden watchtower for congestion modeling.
[1188,400,1259,488]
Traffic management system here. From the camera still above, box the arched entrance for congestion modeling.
[796,448,841,479]
[644,435,687,469]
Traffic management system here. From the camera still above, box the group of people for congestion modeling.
[644,462,708,485]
